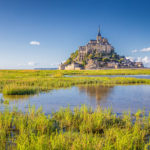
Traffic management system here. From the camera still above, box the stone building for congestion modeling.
[107,62,119,69]
[59,62,81,70]
[64,62,81,70]
[58,63,66,70]
[78,27,114,61]
[134,62,144,68]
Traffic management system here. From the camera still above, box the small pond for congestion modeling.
[0,85,150,114]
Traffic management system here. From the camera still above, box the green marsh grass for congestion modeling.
[0,69,150,95]
[3,85,39,95]
[0,105,149,149]
[1,76,150,95]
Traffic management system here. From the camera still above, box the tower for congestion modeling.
[97,26,102,42]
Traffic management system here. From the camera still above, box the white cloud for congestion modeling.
[136,56,150,67]
[29,41,40,46]
[17,61,38,68]
[131,47,150,53]
[27,61,37,67]
[136,56,150,64]
[132,49,138,53]
[140,47,150,52]
[126,56,150,67]
[142,56,150,64]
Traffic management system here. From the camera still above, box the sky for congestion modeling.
[0,0,150,69]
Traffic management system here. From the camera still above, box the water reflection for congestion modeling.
[3,94,37,101]
[0,85,150,114]
[66,75,150,79]
[78,85,114,105]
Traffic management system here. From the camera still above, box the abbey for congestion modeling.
[78,27,114,61]
[59,27,144,70]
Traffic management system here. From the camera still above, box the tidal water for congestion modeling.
[65,75,150,79]
[0,85,150,114]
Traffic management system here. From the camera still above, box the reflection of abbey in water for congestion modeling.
[78,85,114,103]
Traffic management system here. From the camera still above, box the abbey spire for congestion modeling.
[98,26,101,36]
[97,26,102,42]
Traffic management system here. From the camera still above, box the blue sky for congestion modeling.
[0,0,150,68]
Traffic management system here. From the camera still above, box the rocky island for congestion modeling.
[59,27,143,70]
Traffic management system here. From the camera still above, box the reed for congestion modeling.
[0,105,149,149]
[3,85,39,95]
[1,77,150,95]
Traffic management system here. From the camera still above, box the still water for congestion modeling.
[66,75,150,79]
[0,85,150,114]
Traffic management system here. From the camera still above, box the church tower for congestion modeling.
[97,26,102,42]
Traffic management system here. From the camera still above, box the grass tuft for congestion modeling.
[3,85,39,95]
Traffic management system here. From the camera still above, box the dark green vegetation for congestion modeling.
[62,49,142,68]
[65,50,123,66]
[0,106,150,150]
[1,69,150,95]
[3,85,38,95]
[64,50,79,65]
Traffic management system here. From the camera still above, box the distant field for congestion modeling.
[1,68,150,77]
[61,68,150,75]
[0,69,150,95]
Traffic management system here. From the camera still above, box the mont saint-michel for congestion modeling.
[59,27,143,70]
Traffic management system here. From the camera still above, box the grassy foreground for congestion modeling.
[0,105,150,150]
[0,69,150,95]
